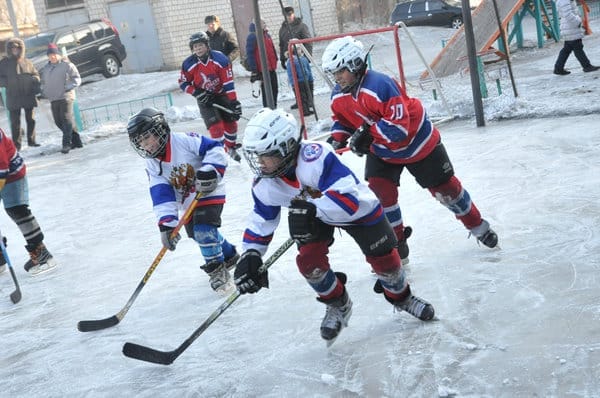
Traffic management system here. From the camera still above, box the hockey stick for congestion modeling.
[0,231,21,304]
[122,237,295,365]
[211,103,250,121]
[77,192,204,332]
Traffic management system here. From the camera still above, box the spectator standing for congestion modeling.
[245,20,279,108]
[286,46,314,116]
[205,15,240,63]
[0,38,41,150]
[278,6,312,110]
[553,0,599,75]
[0,127,57,275]
[39,43,83,154]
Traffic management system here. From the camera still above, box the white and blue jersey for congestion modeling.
[242,140,385,255]
[145,132,228,228]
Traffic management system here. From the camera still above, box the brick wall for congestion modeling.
[30,0,339,71]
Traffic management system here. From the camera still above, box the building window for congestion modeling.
[46,0,84,10]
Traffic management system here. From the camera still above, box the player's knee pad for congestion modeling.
[296,240,331,280]
[368,177,398,207]
[208,121,225,140]
[193,224,222,261]
[430,176,472,216]
[5,205,43,245]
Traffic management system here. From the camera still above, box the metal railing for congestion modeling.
[78,93,173,130]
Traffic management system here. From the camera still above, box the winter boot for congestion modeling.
[24,242,57,275]
[553,68,571,76]
[71,132,84,149]
[0,237,7,272]
[470,219,498,248]
[392,287,435,321]
[583,65,600,73]
[201,260,233,293]
[317,273,353,346]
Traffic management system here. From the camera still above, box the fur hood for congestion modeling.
[6,37,26,59]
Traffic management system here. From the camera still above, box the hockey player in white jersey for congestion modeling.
[127,108,239,293]
[233,108,435,345]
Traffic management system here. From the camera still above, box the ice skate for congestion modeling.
[470,219,498,248]
[226,144,242,162]
[393,289,435,321]
[201,260,234,294]
[317,287,353,347]
[223,250,240,271]
[24,242,58,276]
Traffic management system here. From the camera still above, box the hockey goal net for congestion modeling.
[286,26,407,140]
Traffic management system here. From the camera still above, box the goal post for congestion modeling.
[287,26,407,139]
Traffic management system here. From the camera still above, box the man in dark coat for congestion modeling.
[0,38,41,150]
[278,6,312,71]
[205,15,240,62]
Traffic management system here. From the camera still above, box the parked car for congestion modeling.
[390,0,467,29]
[24,18,127,78]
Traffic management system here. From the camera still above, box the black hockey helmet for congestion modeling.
[127,107,170,158]
[189,31,210,51]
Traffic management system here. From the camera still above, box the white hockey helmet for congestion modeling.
[321,36,366,74]
[242,108,301,178]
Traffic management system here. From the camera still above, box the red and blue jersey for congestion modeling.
[178,50,237,101]
[241,141,385,255]
[329,70,440,164]
[0,128,26,185]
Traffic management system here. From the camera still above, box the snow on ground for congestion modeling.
[1,15,600,398]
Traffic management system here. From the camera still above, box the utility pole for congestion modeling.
[6,0,20,37]
[461,0,485,126]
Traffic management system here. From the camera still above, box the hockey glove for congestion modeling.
[288,199,319,243]
[195,169,218,194]
[234,250,268,294]
[229,100,243,121]
[159,225,181,251]
[194,89,215,105]
[349,124,373,156]
[250,72,261,83]
[326,135,347,151]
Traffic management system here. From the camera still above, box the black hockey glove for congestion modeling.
[288,199,319,243]
[159,225,181,251]
[250,72,261,83]
[195,169,218,194]
[234,250,268,294]
[326,135,347,151]
[349,124,373,156]
[194,89,215,105]
[228,100,242,121]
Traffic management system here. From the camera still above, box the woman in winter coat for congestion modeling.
[553,0,599,75]
[0,38,41,149]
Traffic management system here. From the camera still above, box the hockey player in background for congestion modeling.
[127,108,239,293]
[322,36,498,265]
[178,32,243,162]
[0,127,57,275]
[233,108,435,345]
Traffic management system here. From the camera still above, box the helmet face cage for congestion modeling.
[189,32,210,51]
[127,108,170,158]
[321,36,366,78]
[242,108,300,178]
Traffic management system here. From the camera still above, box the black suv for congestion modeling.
[390,0,466,29]
[24,18,127,78]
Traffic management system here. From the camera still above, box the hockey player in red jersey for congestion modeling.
[322,36,498,263]
[179,32,243,162]
[0,127,57,275]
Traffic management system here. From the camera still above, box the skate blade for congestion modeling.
[28,259,58,276]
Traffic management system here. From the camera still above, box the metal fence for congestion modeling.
[78,93,173,130]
